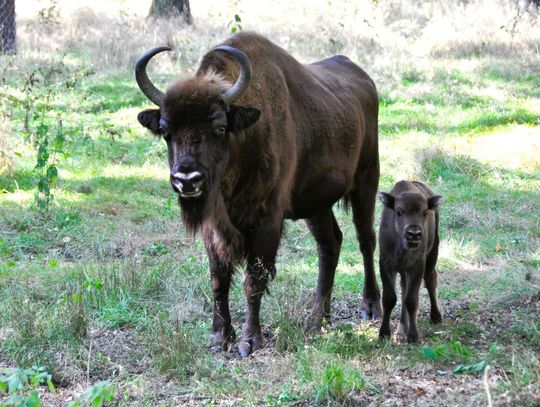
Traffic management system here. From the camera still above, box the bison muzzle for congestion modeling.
[135,32,381,357]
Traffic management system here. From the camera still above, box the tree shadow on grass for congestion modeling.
[417,146,539,255]
[380,103,539,137]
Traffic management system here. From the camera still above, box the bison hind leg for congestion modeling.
[347,162,382,320]
[304,209,343,333]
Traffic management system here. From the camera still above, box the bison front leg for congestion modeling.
[208,254,236,351]
[238,222,281,357]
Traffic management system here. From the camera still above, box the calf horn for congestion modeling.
[135,46,171,107]
[211,46,252,105]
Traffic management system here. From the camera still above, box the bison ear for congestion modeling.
[428,195,442,210]
[379,192,395,209]
[137,109,162,135]
[227,106,261,133]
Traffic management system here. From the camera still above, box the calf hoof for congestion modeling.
[210,327,236,352]
[360,298,382,320]
[396,323,408,343]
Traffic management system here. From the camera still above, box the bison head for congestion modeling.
[379,191,442,250]
[135,46,261,232]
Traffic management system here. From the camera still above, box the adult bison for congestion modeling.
[135,32,380,356]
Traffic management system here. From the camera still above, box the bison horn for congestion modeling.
[135,46,171,107]
[212,46,252,105]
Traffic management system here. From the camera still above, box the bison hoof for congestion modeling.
[430,311,443,325]
[407,334,419,344]
[304,311,330,336]
[238,335,264,358]
[210,327,236,352]
[238,328,264,358]
[378,328,391,340]
[360,299,382,320]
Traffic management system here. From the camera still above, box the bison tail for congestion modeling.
[339,193,352,213]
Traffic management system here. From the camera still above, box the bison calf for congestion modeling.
[378,180,442,343]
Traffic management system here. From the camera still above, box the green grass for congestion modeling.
[1,2,539,406]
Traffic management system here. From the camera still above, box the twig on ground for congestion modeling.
[86,339,93,387]
[483,364,493,407]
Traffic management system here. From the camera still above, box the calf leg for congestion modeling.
[305,209,343,332]
[425,235,442,324]
[404,272,424,344]
[396,274,409,341]
[208,254,235,351]
[348,163,381,319]
[379,262,397,340]
[238,219,282,357]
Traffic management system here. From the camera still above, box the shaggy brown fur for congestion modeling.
[137,32,380,356]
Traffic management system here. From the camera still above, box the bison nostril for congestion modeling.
[172,171,204,183]
[171,171,205,196]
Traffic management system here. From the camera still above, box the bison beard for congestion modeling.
[179,185,245,265]
[178,197,205,235]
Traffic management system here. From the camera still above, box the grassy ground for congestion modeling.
[1,0,539,405]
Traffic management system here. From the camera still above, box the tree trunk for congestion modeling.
[148,0,193,25]
[0,0,16,55]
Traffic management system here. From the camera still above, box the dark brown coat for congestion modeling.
[378,180,443,343]
[136,32,380,356]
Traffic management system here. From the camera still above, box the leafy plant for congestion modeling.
[420,340,472,362]
[0,366,55,407]
[315,362,377,404]
[0,391,40,407]
[68,381,115,407]
[229,14,242,33]
[453,360,487,375]
[2,58,92,212]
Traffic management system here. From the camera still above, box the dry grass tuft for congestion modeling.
[13,0,540,88]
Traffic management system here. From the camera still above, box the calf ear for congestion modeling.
[227,106,261,133]
[379,192,395,209]
[428,195,443,209]
[137,109,162,135]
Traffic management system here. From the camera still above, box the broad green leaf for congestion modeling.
[26,391,40,407]
[453,360,487,375]
[420,347,438,360]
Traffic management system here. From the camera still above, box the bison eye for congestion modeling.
[215,125,227,136]
[423,211,428,217]
[396,209,403,217]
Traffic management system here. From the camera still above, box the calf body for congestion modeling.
[378,181,442,343]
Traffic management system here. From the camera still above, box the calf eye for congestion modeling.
[423,211,428,217]
[215,125,227,136]
[396,209,403,217]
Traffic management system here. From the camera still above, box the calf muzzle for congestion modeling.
[405,227,422,248]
